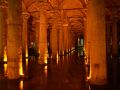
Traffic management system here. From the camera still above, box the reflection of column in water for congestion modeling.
[56,53,59,65]
[44,53,48,64]
[25,58,28,77]
[26,58,28,70]
[25,45,28,58]
[4,64,7,76]
[89,85,91,90]
[44,66,48,78]
[20,80,23,90]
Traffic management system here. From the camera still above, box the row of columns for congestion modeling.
[0,0,75,79]
[0,0,110,86]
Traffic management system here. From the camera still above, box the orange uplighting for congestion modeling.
[3,47,7,62]
[26,58,28,65]
[44,66,48,78]
[19,62,24,76]
[87,75,91,80]
[44,54,48,64]
[56,53,59,65]
[25,46,28,58]
[19,56,24,76]
[86,63,91,81]
[25,58,28,71]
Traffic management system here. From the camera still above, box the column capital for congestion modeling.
[0,0,7,8]
[22,12,30,20]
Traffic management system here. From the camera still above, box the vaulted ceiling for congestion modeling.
[22,0,120,36]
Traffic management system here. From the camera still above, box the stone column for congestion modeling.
[67,29,70,52]
[51,20,58,59]
[22,12,29,58]
[70,33,75,51]
[7,0,23,79]
[35,19,40,54]
[59,22,64,56]
[63,22,69,54]
[38,12,48,64]
[86,0,107,85]
[0,2,7,61]
[112,19,118,86]
[106,21,112,85]
[69,32,73,51]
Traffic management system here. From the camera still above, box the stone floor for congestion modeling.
[0,51,117,90]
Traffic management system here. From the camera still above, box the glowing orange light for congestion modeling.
[25,46,28,58]
[87,76,91,80]
[4,64,7,76]
[25,58,28,70]
[44,66,48,78]
[4,47,7,62]
[19,63,24,76]
[86,64,91,81]
[44,54,48,64]
[62,51,64,55]
[56,53,59,65]
[19,60,24,76]
[20,80,23,90]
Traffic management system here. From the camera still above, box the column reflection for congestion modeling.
[44,66,48,78]
[4,63,7,76]
[19,80,23,90]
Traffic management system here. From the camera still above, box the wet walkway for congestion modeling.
[0,51,110,90]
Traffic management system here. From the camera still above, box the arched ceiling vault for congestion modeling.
[21,0,120,37]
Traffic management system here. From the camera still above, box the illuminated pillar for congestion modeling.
[7,0,23,79]
[22,12,29,58]
[51,20,58,59]
[67,30,70,52]
[58,23,64,56]
[63,23,69,54]
[70,33,75,51]
[0,3,7,61]
[86,0,107,85]
[38,12,48,64]
[35,19,40,54]
[69,32,73,51]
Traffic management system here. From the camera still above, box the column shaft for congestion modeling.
[63,24,69,54]
[38,12,48,64]
[59,24,64,56]
[0,6,7,61]
[7,0,22,79]
[86,0,107,85]
[35,20,40,54]
[51,20,58,59]
[112,20,118,86]
[22,12,29,58]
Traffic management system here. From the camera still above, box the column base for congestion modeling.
[88,78,107,85]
